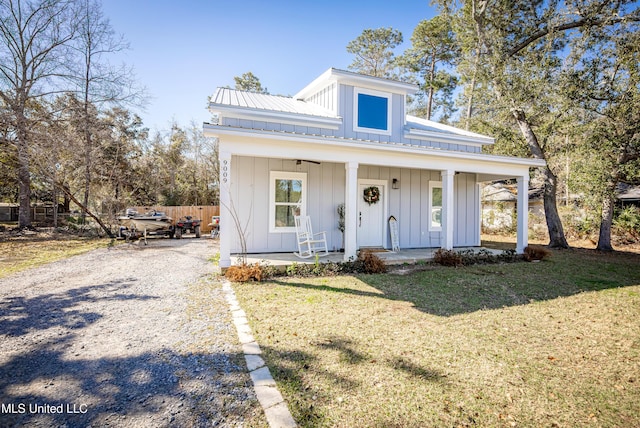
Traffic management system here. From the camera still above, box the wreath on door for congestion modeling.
[363,186,381,205]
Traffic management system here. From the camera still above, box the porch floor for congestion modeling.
[233,247,505,267]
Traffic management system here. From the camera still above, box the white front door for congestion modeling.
[357,181,386,248]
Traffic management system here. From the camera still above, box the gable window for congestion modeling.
[269,171,306,232]
[429,181,442,231]
[353,88,392,135]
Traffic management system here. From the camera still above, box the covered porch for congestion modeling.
[213,130,544,269]
[235,246,506,268]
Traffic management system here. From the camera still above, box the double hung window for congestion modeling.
[270,171,306,232]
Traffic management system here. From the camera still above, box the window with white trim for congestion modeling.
[353,88,392,135]
[269,171,306,232]
[429,181,442,231]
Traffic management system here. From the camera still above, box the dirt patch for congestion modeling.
[0,238,267,427]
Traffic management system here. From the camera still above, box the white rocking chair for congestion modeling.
[293,215,329,259]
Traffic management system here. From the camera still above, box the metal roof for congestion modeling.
[210,87,338,119]
[405,115,495,144]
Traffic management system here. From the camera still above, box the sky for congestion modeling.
[100,0,438,133]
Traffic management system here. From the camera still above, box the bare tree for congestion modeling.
[70,0,142,223]
[0,0,79,228]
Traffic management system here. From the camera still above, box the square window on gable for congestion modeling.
[358,93,387,129]
[353,88,392,135]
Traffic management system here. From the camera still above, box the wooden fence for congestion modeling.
[130,205,220,232]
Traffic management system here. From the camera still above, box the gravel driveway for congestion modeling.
[0,238,267,427]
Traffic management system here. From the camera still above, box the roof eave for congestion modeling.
[203,124,546,169]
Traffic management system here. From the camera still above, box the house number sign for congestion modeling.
[222,160,228,183]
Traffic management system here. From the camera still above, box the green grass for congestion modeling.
[232,248,640,427]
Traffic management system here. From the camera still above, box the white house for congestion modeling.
[204,68,545,268]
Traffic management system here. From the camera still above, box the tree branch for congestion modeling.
[507,11,640,57]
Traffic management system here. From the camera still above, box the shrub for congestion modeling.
[225,263,267,282]
[435,248,523,267]
[496,249,520,263]
[226,247,525,280]
[285,261,315,277]
[613,206,640,243]
[523,245,551,262]
[355,250,387,274]
[433,249,464,267]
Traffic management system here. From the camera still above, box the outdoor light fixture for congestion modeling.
[392,178,399,189]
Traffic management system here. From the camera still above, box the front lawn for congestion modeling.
[232,248,640,427]
[0,232,114,279]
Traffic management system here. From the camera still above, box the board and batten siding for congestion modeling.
[229,156,345,254]
[453,173,481,247]
[306,82,337,114]
[337,85,405,143]
[229,156,480,254]
[358,166,479,249]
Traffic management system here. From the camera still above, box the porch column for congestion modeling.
[516,175,529,254]
[344,161,359,261]
[441,169,455,250]
[219,151,232,268]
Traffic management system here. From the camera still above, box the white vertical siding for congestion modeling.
[230,157,480,254]
[306,82,337,114]
[230,156,345,253]
[357,166,480,249]
[453,173,480,246]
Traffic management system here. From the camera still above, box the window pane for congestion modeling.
[275,179,302,203]
[357,93,388,130]
[275,205,298,228]
[431,208,442,228]
[432,187,442,206]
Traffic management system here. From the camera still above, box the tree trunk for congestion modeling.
[597,191,615,251]
[82,126,91,224]
[53,180,59,228]
[596,174,618,251]
[62,183,71,213]
[513,109,569,249]
[426,52,437,120]
[465,51,480,130]
[16,110,32,229]
[82,51,92,225]
[541,166,569,248]
[17,145,32,229]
